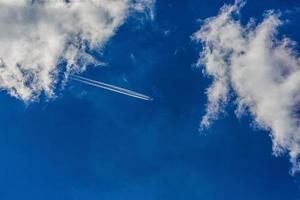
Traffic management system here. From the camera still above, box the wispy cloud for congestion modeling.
[194,0,300,174]
[132,0,156,20]
[0,0,154,101]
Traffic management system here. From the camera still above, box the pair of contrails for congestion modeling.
[70,74,153,101]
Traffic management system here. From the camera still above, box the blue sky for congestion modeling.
[1,0,300,199]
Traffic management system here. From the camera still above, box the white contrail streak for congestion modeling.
[70,75,153,101]
[71,75,151,98]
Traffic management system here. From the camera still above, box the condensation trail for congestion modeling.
[70,75,153,101]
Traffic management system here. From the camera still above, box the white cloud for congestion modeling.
[0,0,154,101]
[193,0,300,174]
[132,0,155,20]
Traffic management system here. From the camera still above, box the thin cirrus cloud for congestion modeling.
[193,0,300,174]
[0,0,154,101]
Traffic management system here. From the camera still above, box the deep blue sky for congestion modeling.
[1,0,300,199]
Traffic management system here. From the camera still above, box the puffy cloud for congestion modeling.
[0,0,154,101]
[193,0,300,174]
